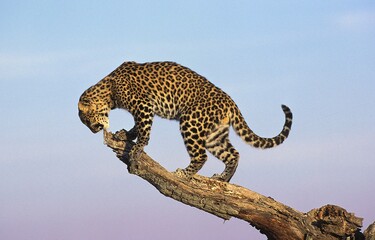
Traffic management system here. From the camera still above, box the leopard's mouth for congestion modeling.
[90,123,104,133]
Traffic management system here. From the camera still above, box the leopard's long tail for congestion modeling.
[231,104,292,149]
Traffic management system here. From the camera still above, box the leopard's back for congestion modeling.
[110,61,217,120]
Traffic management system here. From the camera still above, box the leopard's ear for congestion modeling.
[78,99,95,113]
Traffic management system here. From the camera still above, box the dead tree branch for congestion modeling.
[103,129,370,240]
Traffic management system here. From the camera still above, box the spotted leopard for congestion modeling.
[78,61,292,182]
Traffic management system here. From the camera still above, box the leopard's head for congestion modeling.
[78,96,110,133]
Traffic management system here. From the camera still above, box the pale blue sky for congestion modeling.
[1,1,374,239]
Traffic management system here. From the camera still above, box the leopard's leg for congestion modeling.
[124,103,154,161]
[206,124,239,182]
[175,115,207,179]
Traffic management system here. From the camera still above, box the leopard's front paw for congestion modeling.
[118,141,136,164]
[211,173,231,182]
[129,145,143,161]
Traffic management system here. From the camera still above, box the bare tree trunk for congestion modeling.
[103,129,371,240]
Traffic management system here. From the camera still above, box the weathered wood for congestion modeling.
[364,222,375,240]
[103,129,370,240]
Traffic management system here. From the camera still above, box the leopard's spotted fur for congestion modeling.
[78,61,292,182]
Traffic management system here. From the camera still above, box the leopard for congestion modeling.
[78,61,293,182]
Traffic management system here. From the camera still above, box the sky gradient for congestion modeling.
[1,1,375,239]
